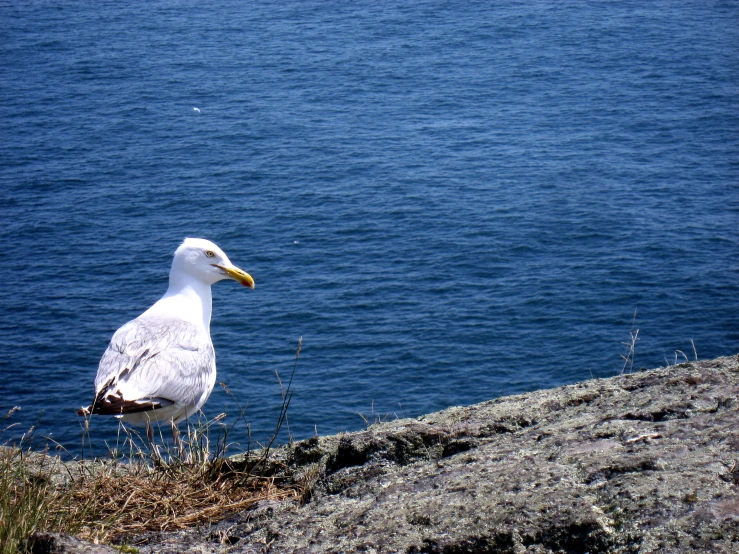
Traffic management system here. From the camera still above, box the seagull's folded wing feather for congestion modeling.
[89,315,215,415]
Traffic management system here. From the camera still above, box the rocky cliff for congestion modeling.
[30,355,739,553]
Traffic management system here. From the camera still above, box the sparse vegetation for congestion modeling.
[357,399,402,428]
[1,424,296,551]
[620,310,640,374]
[1,441,71,553]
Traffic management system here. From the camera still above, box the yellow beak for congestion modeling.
[213,264,255,289]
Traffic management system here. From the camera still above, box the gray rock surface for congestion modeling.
[25,532,119,554]
[62,356,739,552]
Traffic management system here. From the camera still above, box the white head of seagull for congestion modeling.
[77,238,254,427]
[144,238,255,332]
[170,237,255,287]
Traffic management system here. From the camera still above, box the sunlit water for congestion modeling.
[1,0,737,456]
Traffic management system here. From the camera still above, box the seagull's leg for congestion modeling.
[146,420,154,444]
[171,421,184,460]
[146,420,163,465]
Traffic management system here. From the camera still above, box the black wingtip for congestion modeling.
[84,396,165,416]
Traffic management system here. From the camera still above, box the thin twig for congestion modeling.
[250,337,302,474]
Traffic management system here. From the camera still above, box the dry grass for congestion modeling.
[1,435,298,550]
[64,455,296,543]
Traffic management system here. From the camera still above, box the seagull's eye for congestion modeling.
[205,250,215,258]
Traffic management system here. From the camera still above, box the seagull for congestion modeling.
[193,107,201,113]
[77,238,254,435]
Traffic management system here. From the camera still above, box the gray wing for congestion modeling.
[90,315,215,412]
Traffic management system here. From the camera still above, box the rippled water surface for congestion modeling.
[1,0,737,453]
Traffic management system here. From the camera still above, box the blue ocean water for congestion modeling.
[1,0,737,455]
